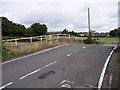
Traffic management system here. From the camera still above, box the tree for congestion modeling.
[24,27,34,37]
[31,23,47,36]
[109,28,120,37]
[2,17,26,37]
[62,29,69,34]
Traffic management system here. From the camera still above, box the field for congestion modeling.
[75,37,118,44]
[98,37,118,44]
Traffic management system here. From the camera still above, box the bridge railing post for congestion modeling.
[30,37,32,43]
[57,34,60,39]
[49,35,52,40]
[40,36,42,42]
[15,39,18,46]
[69,35,70,39]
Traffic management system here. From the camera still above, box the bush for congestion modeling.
[83,37,93,44]
[2,45,17,61]
[83,37,100,44]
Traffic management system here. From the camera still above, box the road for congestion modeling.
[1,44,115,89]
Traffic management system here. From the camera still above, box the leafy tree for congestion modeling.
[62,29,80,37]
[2,17,26,37]
[24,27,34,37]
[31,23,47,36]
[109,28,120,37]
[62,29,69,34]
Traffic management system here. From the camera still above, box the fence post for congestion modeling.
[69,35,70,39]
[40,36,42,42]
[49,35,52,40]
[15,39,18,46]
[30,37,32,43]
[57,34,60,39]
[64,34,66,38]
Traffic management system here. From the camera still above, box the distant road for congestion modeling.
[2,44,115,88]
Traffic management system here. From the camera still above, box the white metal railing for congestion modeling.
[2,34,71,46]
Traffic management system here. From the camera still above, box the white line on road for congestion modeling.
[2,44,69,64]
[75,51,77,53]
[61,84,71,88]
[42,62,56,69]
[19,61,56,80]
[0,82,13,89]
[67,54,71,57]
[97,45,118,90]
[61,80,74,85]
[83,46,85,49]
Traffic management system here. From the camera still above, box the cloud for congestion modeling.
[0,0,119,32]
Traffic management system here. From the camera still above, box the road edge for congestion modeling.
[97,45,118,90]
[2,44,69,64]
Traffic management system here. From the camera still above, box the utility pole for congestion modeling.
[88,8,91,38]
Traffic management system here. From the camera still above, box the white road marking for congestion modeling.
[83,46,85,49]
[75,51,77,53]
[61,80,67,84]
[61,84,71,88]
[97,45,118,90]
[2,44,69,64]
[61,80,74,85]
[42,62,56,69]
[0,82,13,89]
[67,54,71,57]
[19,61,56,80]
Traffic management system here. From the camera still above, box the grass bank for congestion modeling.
[75,37,118,44]
[2,46,22,62]
[98,37,118,44]
[2,38,80,61]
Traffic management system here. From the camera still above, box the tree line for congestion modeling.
[62,29,80,37]
[2,17,120,38]
[62,28,120,37]
[2,17,48,37]
[109,27,120,37]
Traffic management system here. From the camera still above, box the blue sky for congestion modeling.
[0,0,119,32]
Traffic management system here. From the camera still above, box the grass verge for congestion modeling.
[2,46,21,62]
[74,37,118,44]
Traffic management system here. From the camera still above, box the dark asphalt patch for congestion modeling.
[61,67,66,70]
[38,71,55,79]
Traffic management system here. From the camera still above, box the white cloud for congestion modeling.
[0,0,119,32]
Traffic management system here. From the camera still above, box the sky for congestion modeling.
[0,0,119,32]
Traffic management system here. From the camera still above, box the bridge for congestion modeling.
[1,34,118,89]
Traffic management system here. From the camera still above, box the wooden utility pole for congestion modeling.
[88,8,91,38]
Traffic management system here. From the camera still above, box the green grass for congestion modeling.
[96,37,118,44]
[74,37,118,44]
[2,47,18,61]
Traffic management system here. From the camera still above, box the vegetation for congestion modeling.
[83,30,100,44]
[97,37,118,44]
[2,17,26,37]
[109,27,120,37]
[2,17,48,37]
[2,45,17,61]
[62,29,80,37]
[24,27,34,37]
[31,23,47,36]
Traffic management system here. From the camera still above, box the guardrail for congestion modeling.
[2,34,71,46]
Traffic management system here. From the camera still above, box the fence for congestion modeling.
[2,34,72,46]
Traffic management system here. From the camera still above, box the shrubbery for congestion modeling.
[83,37,100,44]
